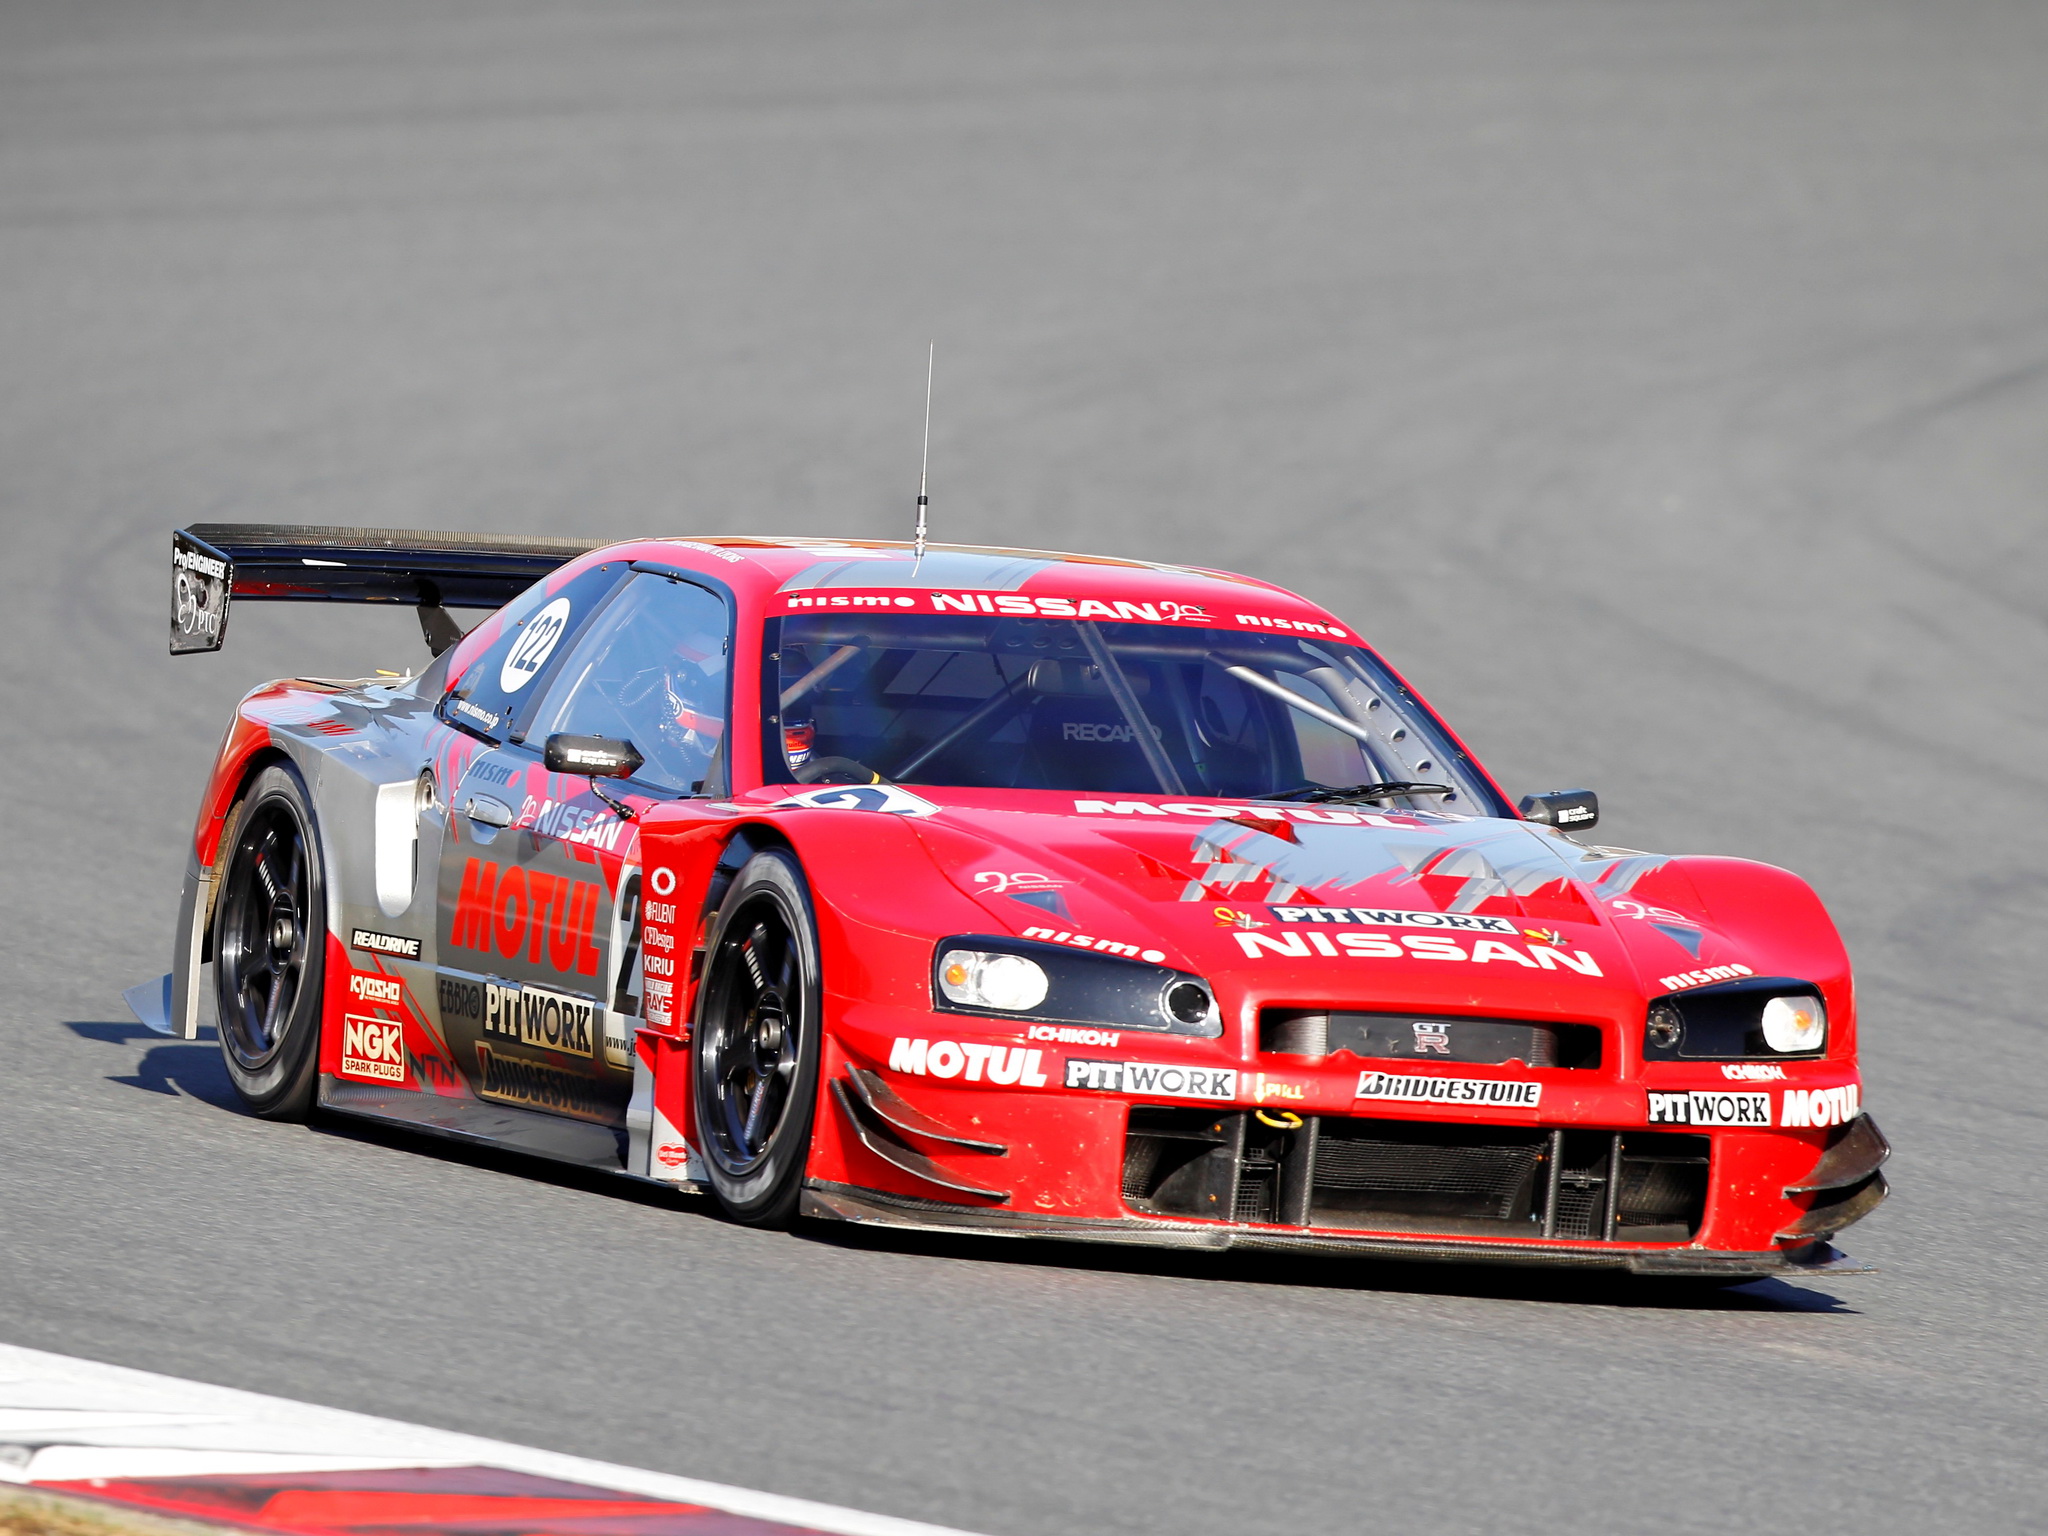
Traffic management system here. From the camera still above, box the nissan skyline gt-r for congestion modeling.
[134,523,1888,1279]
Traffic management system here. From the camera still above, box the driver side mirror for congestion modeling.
[544,733,644,779]
[1519,788,1598,830]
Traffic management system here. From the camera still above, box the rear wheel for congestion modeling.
[691,850,822,1226]
[213,764,327,1119]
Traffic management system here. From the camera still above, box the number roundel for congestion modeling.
[499,597,572,693]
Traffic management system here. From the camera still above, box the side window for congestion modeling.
[525,573,730,795]
[439,563,625,741]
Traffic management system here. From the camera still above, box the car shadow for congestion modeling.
[64,1019,245,1110]
[309,1113,709,1215]
[66,1015,1855,1313]
[798,1217,1860,1314]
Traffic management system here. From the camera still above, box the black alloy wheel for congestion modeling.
[213,763,327,1118]
[691,849,822,1226]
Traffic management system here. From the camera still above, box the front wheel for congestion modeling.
[690,849,823,1227]
[213,763,328,1118]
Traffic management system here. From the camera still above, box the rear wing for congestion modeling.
[171,523,605,656]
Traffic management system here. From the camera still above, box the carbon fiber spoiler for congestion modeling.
[171,523,604,656]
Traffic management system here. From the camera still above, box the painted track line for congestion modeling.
[0,1343,986,1536]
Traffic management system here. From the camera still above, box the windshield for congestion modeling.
[763,614,1506,813]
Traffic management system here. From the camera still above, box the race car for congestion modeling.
[133,523,1888,1278]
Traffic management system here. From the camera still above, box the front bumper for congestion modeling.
[808,1034,1890,1273]
[800,1180,1876,1278]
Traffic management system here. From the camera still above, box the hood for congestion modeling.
[900,792,1764,1023]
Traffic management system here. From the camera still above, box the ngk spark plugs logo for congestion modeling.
[340,1015,405,1082]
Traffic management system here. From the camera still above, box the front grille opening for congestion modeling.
[1122,1114,1711,1241]
[1123,1107,1241,1219]
[1614,1131,1709,1241]
[1258,1009,1602,1068]
[1312,1120,1547,1233]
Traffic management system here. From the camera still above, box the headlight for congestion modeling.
[1760,993,1826,1053]
[938,950,1050,1012]
[1642,977,1829,1060]
[932,935,1220,1036]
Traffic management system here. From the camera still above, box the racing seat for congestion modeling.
[1019,693,1162,793]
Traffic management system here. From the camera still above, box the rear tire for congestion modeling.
[213,763,327,1119]
[691,850,822,1227]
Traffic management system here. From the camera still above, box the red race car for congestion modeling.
[136,524,1887,1278]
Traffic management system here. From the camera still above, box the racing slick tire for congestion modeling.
[691,849,823,1228]
[212,764,328,1119]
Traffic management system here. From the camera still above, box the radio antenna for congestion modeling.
[913,343,933,570]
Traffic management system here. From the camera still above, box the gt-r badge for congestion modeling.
[771,784,940,817]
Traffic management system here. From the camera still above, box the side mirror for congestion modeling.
[544,733,644,779]
[1519,788,1598,830]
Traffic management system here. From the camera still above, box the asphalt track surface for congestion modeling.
[3,4,2046,1533]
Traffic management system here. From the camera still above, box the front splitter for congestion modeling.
[801,1181,1875,1278]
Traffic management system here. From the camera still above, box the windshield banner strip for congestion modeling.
[774,589,1350,636]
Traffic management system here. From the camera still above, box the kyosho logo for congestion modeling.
[889,1039,1049,1086]
[1233,928,1602,976]
[348,974,403,1005]
[340,1016,405,1082]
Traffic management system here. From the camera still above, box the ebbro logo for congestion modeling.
[340,1015,405,1082]
[348,973,403,1006]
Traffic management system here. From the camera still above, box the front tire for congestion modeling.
[213,763,327,1119]
[691,850,823,1227]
